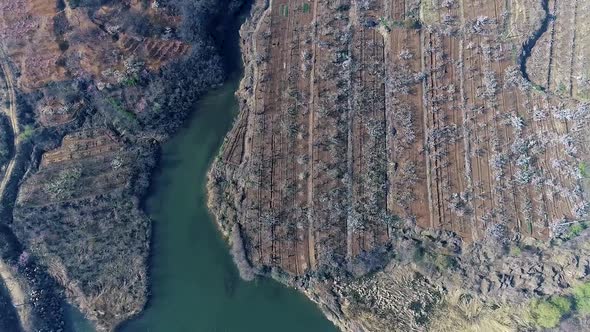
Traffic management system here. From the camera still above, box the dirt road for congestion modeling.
[0,46,19,203]
[0,260,30,331]
[0,46,29,331]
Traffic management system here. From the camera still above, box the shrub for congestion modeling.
[573,282,590,314]
[509,246,522,256]
[229,224,256,281]
[529,295,572,328]
[579,162,589,178]
[19,125,36,141]
[0,115,12,166]
[530,300,563,328]
[562,222,588,241]
[549,296,572,315]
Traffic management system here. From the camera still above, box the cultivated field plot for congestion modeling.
[527,0,590,100]
[0,0,189,91]
[17,129,129,206]
[0,0,67,90]
[212,0,590,276]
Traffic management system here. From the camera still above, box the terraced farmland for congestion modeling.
[13,129,149,330]
[213,0,588,268]
[0,0,190,91]
[527,0,590,100]
[0,0,587,330]
[210,0,590,329]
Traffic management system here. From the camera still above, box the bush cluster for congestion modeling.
[530,282,590,328]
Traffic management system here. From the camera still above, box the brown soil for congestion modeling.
[209,0,590,330]
[212,0,587,268]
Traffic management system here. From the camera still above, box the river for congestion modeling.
[113,4,337,332]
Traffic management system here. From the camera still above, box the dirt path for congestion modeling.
[306,0,319,271]
[0,46,29,331]
[0,260,30,331]
[0,45,19,203]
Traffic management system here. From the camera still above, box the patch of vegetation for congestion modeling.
[530,296,571,328]
[579,162,589,178]
[413,246,426,262]
[433,254,457,271]
[0,115,13,167]
[412,245,457,273]
[573,282,590,314]
[279,4,289,17]
[509,245,522,256]
[379,17,421,32]
[229,224,256,281]
[561,222,588,241]
[18,125,36,142]
[529,283,590,329]
[379,17,393,31]
[557,82,568,95]
[302,3,311,13]
[45,167,83,200]
[108,97,137,122]
[550,296,573,314]
[531,84,545,92]
[13,192,150,328]
[419,0,438,26]
[122,75,139,87]
[429,292,530,332]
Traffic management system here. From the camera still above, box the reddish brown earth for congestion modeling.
[211,0,588,271]
[209,0,590,330]
[0,0,189,93]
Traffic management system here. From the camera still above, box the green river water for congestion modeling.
[114,5,337,331]
[118,77,337,332]
[64,5,337,331]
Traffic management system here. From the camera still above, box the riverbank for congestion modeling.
[205,0,352,329]
[205,0,590,331]
[119,0,337,330]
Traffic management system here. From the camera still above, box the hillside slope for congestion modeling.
[0,0,246,330]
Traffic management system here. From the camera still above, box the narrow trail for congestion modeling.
[0,46,19,201]
[306,0,319,270]
[0,260,30,331]
[0,46,29,331]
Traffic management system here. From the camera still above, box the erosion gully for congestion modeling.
[66,3,337,332]
[519,0,551,83]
